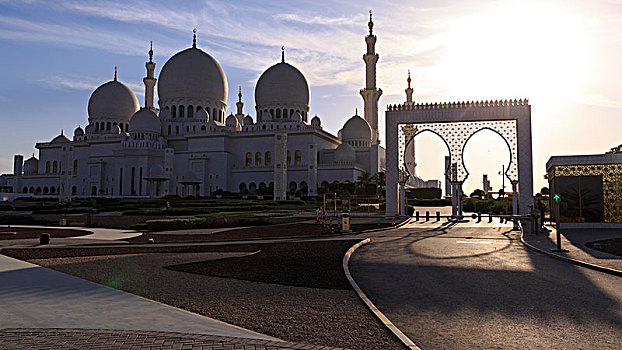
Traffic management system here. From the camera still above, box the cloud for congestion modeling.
[39,75,144,97]
[571,92,622,109]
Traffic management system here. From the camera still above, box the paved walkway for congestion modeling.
[523,225,622,272]
[0,254,275,341]
[0,329,343,350]
[0,224,142,240]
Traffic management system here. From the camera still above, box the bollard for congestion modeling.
[436,211,440,221]
[425,211,430,221]
[415,211,420,221]
[40,233,50,245]
[477,211,481,223]
[488,211,493,223]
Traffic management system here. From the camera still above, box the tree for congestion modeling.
[356,172,372,194]
[470,189,485,198]
[371,171,385,188]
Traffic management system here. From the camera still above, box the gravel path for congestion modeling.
[28,241,403,350]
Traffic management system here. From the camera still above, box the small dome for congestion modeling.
[130,108,160,134]
[149,164,165,177]
[111,124,121,134]
[255,61,309,110]
[225,113,238,127]
[311,116,321,127]
[74,126,84,137]
[334,143,356,164]
[341,113,371,142]
[195,108,209,121]
[50,133,70,144]
[243,115,253,125]
[23,156,38,175]
[158,47,228,105]
[85,124,95,134]
[88,80,139,122]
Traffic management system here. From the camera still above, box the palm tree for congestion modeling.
[371,171,385,195]
[356,172,372,194]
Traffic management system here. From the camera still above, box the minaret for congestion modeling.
[143,41,157,111]
[405,70,414,105]
[236,86,244,115]
[360,10,382,144]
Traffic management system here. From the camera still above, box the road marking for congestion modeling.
[456,240,493,244]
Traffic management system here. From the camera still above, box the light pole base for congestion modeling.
[549,249,569,253]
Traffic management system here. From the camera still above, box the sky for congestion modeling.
[1,0,621,195]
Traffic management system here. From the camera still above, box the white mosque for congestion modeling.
[0,14,398,201]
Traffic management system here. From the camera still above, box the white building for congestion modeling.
[0,15,388,200]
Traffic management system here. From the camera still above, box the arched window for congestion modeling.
[45,161,50,174]
[294,150,302,166]
[29,187,34,194]
[246,152,252,167]
[50,186,55,194]
[288,181,297,194]
[284,109,288,119]
[276,109,281,119]
[171,105,177,118]
[239,183,247,194]
[72,186,77,195]
[213,108,217,122]
[91,186,97,196]
[176,126,179,134]
[300,181,308,196]
[52,161,58,173]
[197,106,201,112]
[73,160,78,173]
[100,122,105,130]
[287,151,291,166]
[43,187,48,194]
[188,105,194,118]
[106,122,111,131]
[36,187,41,194]
[270,109,274,118]
[201,125,206,132]
[259,110,263,120]
[179,105,185,118]
[265,151,272,167]
[168,125,171,134]
[95,123,99,131]
[290,109,294,118]
[249,182,257,194]
[255,152,262,166]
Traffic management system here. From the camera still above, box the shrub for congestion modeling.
[410,198,451,206]
[142,218,205,231]
[406,187,442,199]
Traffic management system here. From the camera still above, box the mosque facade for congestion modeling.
[0,15,395,201]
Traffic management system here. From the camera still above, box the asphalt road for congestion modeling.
[351,220,622,349]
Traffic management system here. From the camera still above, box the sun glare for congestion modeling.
[436,2,590,101]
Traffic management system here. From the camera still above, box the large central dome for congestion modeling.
[157,47,228,105]
[255,61,309,109]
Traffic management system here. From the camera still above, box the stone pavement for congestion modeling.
[0,254,275,341]
[0,329,344,350]
[523,225,622,272]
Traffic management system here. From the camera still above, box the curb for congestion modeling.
[519,231,622,278]
[343,238,421,350]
